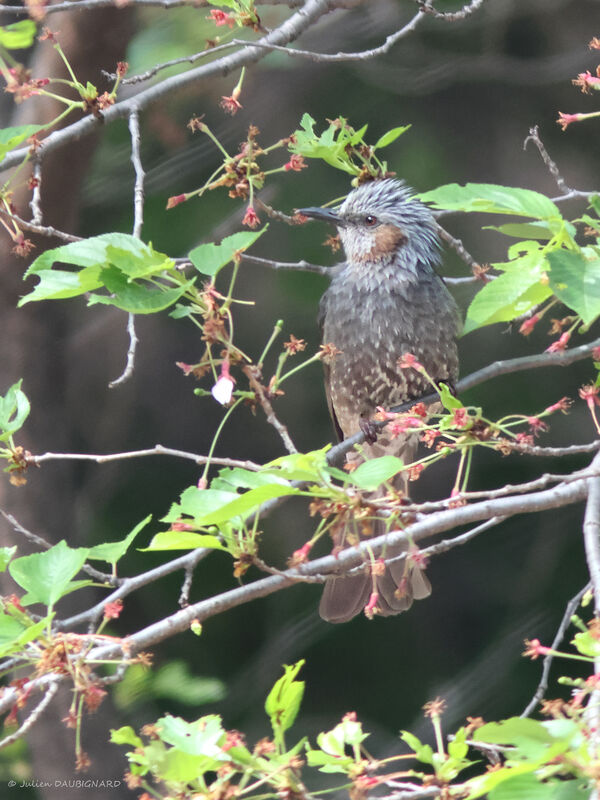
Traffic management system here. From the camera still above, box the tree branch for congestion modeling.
[0,0,337,172]
[521,583,591,718]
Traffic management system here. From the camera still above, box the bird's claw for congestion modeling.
[359,418,379,445]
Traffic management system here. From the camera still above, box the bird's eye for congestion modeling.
[364,215,378,226]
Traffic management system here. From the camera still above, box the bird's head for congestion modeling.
[299,178,440,277]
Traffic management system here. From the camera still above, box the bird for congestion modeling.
[298,178,460,623]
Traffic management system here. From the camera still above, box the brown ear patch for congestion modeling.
[369,224,406,260]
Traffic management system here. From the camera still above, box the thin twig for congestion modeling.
[0,209,80,242]
[524,125,571,194]
[109,109,145,389]
[109,313,139,389]
[240,253,334,277]
[31,444,262,470]
[242,365,298,454]
[521,583,591,718]
[0,508,118,585]
[418,0,486,22]
[128,107,145,240]
[0,682,59,751]
[58,548,211,631]
[29,158,43,226]
[583,452,600,617]
[437,224,482,272]
[419,515,507,558]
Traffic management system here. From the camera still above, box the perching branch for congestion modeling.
[583,452,600,618]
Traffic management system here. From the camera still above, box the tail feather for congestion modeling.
[318,431,433,623]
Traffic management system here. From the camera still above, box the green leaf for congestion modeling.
[265,660,305,738]
[25,234,147,276]
[162,487,240,523]
[87,515,152,565]
[547,248,600,326]
[315,716,368,760]
[0,124,46,162]
[571,630,600,658]
[8,540,91,608]
[305,749,354,774]
[0,379,30,441]
[87,266,193,314]
[439,383,463,411]
[345,455,405,490]
[484,222,554,240]
[206,0,238,8]
[0,546,16,571]
[143,531,227,551]
[152,663,226,706]
[265,448,330,482]
[156,714,226,757]
[400,731,434,765]
[419,183,561,220]
[0,614,50,657]
[19,267,104,304]
[161,484,298,528]
[289,115,361,175]
[489,774,557,800]
[157,748,217,783]
[0,20,37,49]
[448,727,469,760]
[21,234,178,310]
[473,718,553,760]
[374,126,410,149]
[110,726,144,748]
[212,467,291,492]
[190,484,300,526]
[189,228,267,277]
[463,256,552,334]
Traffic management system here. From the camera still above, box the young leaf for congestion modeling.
[189,483,300,526]
[0,380,30,441]
[438,383,463,411]
[87,267,194,314]
[265,660,305,738]
[8,540,91,608]
[189,228,267,277]
[419,183,561,220]
[152,662,226,706]
[265,448,330,482]
[156,713,226,757]
[0,20,37,49]
[110,726,144,748]
[463,259,552,334]
[547,248,600,326]
[400,731,434,764]
[143,531,227,552]
[87,515,152,565]
[0,613,52,658]
[345,455,405,490]
[19,267,104,305]
[374,125,410,150]
[0,546,16,571]
[0,124,46,162]
[162,487,240,523]
[21,234,178,309]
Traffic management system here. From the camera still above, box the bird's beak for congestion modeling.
[296,206,345,227]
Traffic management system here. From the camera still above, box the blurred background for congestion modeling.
[0,0,599,796]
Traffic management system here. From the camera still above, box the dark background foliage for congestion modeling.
[1,0,598,794]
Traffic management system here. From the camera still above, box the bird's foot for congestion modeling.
[359,418,379,445]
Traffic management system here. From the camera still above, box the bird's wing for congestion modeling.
[318,291,344,443]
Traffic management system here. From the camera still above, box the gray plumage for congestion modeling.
[300,178,460,623]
